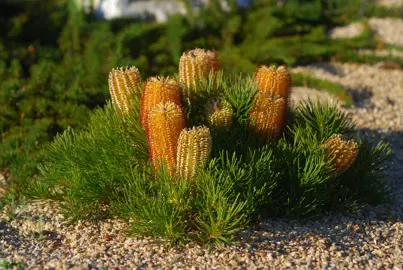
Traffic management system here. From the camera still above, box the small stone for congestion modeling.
[373,249,385,258]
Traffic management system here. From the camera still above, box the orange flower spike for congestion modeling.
[140,76,182,128]
[108,66,141,114]
[147,102,186,174]
[248,93,288,141]
[254,65,291,99]
[323,134,359,176]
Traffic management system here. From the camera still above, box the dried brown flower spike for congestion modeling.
[108,66,141,114]
[323,134,359,176]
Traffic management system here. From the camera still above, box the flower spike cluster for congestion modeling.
[108,66,141,114]
[107,49,363,183]
[322,134,359,176]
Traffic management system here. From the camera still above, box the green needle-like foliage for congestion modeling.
[27,70,391,245]
[292,99,355,142]
[28,103,148,220]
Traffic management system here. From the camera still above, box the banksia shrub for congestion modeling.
[179,48,219,98]
[140,76,182,128]
[176,126,212,181]
[204,97,233,129]
[146,102,186,174]
[108,66,141,114]
[36,47,391,246]
[323,134,359,176]
[248,94,287,141]
[255,65,291,99]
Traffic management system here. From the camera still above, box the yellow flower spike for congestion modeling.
[205,97,233,129]
[147,102,186,175]
[176,126,212,181]
[179,48,219,98]
[108,66,141,114]
[248,93,288,141]
[323,134,359,176]
[140,76,182,129]
[254,65,291,99]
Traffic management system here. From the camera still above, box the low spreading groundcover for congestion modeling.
[26,49,391,245]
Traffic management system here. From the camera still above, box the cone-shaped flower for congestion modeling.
[248,93,287,141]
[179,48,219,98]
[254,65,291,99]
[147,102,186,174]
[205,97,233,129]
[176,126,212,181]
[140,76,182,128]
[322,134,359,176]
[108,66,141,114]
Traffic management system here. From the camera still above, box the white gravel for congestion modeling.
[1,199,402,269]
[376,0,403,7]
[368,18,403,47]
[328,22,365,39]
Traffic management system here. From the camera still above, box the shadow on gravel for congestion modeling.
[312,63,344,76]
[347,87,373,107]
[0,220,64,251]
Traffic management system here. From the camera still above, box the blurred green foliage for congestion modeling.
[0,0,398,196]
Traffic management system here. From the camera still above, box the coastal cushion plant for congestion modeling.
[27,48,391,245]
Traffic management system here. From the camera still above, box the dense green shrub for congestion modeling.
[26,69,391,244]
[0,0,398,205]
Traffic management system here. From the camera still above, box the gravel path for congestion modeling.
[1,199,402,269]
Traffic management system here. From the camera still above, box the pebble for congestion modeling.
[328,22,365,39]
